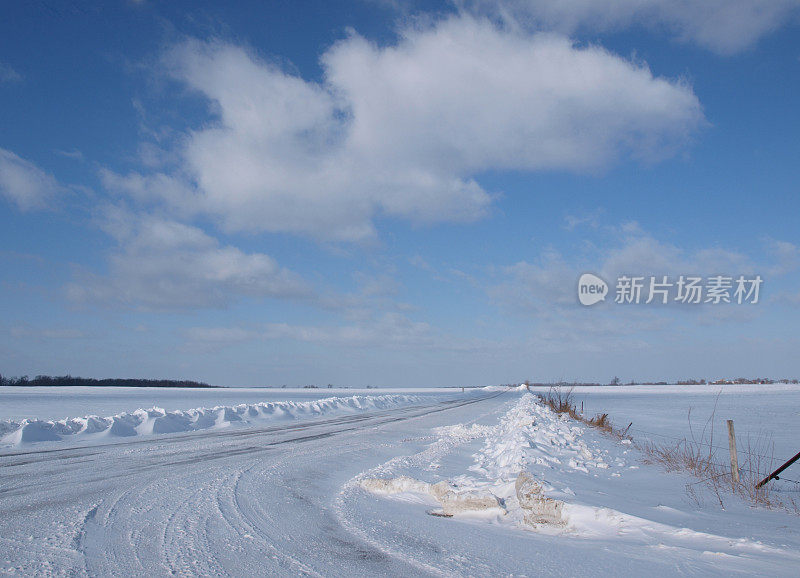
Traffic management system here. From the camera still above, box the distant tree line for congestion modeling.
[520,377,799,387]
[0,374,217,388]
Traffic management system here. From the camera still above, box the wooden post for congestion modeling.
[727,420,739,487]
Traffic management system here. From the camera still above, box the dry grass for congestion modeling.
[639,434,775,508]
[537,385,792,511]
[540,386,580,419]
[587,413,612,432]
[539,387,625,437]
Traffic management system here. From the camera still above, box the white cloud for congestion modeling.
[353,271,400,297]
[55,149,85,161]
[521,309,667,354]
[263,313,434,347]
[99,168,198,216]
[488,226,768,353]
[325,19,701,170]
[9,327,86,340]
[67,209,311,309]
[184,312,495,352]
[491,225,758,315]
[563,210,603,231]
[0,149,60,210]
[598,231,754,281]
[0,61,21,83]
[114,16,702,241]
[183,313,432,349]
[490,249,576,313]
[183,326,260,344]
[765,239,800,274]
[465,0,800,54]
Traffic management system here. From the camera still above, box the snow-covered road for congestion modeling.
[1,389,798,576]
[0,392,507,576]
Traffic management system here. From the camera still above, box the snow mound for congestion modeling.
[480,385,506,392]
[358,394,602,529]
[481,384,526,392]
[470,393,605,479]
[0,394,424,447]
[360,476,505,517]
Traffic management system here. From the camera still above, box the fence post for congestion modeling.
[727,420,739,488]
[622,422,633,438]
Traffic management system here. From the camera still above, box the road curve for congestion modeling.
[0,391,509,576]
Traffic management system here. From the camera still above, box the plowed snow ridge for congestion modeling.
[0,394,426,446]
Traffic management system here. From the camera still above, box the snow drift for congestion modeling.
[358,394,604,528]
[0,394,424,447]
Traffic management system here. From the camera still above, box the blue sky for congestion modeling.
[1,0,799,387]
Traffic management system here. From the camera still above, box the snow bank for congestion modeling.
[360,394,602,528]
[470,393,606,480]
[480,384,533,393]
[480,385,506,392]
[346,392,800,573]
[0,394,424,447]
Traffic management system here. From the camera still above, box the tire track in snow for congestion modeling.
[0,392,508,576]
[332,391,514,576]
[226,463,325,576]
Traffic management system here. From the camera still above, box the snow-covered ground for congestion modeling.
[0,386,798,575]
[353,390,800,575]
[569,383,800,485]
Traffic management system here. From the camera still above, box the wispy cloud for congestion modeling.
[55,149,85,161]
[183,311,498,353]
[0,148,61,210]
[0,61,21,83]
[10,326,86,340]
[485,222,783,358]
[465,0,800,55]
[764,238,800,275]
[492,225,760,315]
[563,210,604,231]
[66,208,312,309]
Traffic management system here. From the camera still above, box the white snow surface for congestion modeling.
[1,386,799,576]
[350,391,800,575]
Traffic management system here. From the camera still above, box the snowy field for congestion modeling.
[568,383,800,477]
[0,385,798,576]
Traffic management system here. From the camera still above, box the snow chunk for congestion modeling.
[515,472,565,527]
[360,477,505,516]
